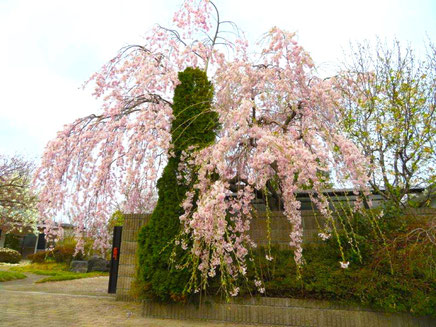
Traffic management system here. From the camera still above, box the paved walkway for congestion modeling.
[0,272,252,327]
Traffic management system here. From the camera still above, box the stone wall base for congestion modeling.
[142,297,435,327]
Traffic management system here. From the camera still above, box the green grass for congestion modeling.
[36,271,107,283]
[9,262,108,283]
[10,262,68,274]
[0,270,27,282]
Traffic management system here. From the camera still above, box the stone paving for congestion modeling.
[0,273,253,327]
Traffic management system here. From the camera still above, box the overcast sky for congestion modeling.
[1,0,435,162]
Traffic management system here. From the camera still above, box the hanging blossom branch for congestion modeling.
[34,0,239,253]
[35,0,369,290]
[176,27,370,295]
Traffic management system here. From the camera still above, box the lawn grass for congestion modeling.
[10,262,69,275]
[35,271,107,283]
[0,270,27,282]
[9,262,108,283]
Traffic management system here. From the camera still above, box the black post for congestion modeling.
[108,226,122,294]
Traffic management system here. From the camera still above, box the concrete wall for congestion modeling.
[143,297,436,327]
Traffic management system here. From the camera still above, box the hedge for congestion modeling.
[0,247,22,263]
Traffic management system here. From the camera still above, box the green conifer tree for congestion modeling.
[137,67,218,301]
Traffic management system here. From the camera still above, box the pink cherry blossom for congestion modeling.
[340,261,350,269]
[35,1,369,292]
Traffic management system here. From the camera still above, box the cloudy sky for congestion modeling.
[1,0,435,162]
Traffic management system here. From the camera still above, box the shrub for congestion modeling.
[52,238,85,264]
[240,240,436,317]
[240,205,436,317]
[28,250,53,263]
[27,237,87,264]
[0,247,22,263]
[52,244,76,264]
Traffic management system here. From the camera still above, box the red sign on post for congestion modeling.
[108,225,122,294]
